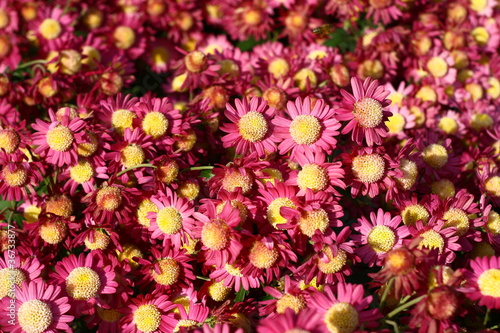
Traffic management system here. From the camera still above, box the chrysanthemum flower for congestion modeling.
[60,156,108,195]
[120,294,178,333]
[415,134,462,181]
[0,280,73,333]
[173,302,210,332]
[352,209,410,267]
[0,252,43,299]
[336,77,391,146]
[0,151,43,201]
[32,108,88,167]
[221,97,280,157]
[465,255,500,309]
[98,93,139,136]
[222,0,274,41]
[31,6,74,51]
[273,96,341,157]
[309,283,381,333]
[256,182,301,231]
[209,261,261,292]
[260,276,312,317]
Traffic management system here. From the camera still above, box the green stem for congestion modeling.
[484,308,490,327]
[380,277,394,309]
[196,275,210,281]
[116,164,156,177]
[387,295,425,318]
[16,59,48,70]
[185,166,214,172]
[385,320,399,333]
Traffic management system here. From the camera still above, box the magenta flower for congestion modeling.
[120,294,178,333]
[465,255,500,309]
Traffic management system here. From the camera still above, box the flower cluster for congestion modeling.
[1,0,500,332]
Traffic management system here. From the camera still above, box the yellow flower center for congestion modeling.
[137,199,159,228]
[418,230,444,254]
[2,166,27,187]
[294,68,317,91]
[487,211,500,235]
[486,77,500,99]
[39,18,61,40]
[39,220,67,244]
[268,58,290,79]
[152,258,180,285]
[66,267,101,300]
[116,243,142,269]
[442,208,469,236]
[267,197,296,228]
[174,319,198,333]
[184,51,207,73]
[385,113,405,134]
[0,129,20,153]
[156,207,183,235]
[368,225,396,253]
[428,265,454,290]
[299,208,329,237]
[77,131,99,157]
[69,159,94,183]
[208,280,231,301]
[18,299,53,333]
[0,268,27,298]
[431,179,456,199]
[96,186,122,211]
[416,86,437,103]
[395,159,418,190]
[470,242,496,259]
[471,27,489,46]
[318,248,347,274]
[259,168,284,186]
[485,176,500,197]
[46,195,73,218]
[172,73,188,92]
[238,111,268,142]
[174,130,197,152]
[84,230,110,250]
[46,126,74,152]
[477,269,500,297]
[388,92,404,106]
[113,26,136,49]
[438,117,458,134]
[0,9,9,29]
[244,8,262,26]
[470,0,487,12]
[201,219,230,250]
[297,164,329,192]
[353,97,384,128]
[470,113,494,131]
[276,294,306,314]
[225,263,243,277]
[401,204,429,226]
[176,181,200,200]
[82,8,103,30]
[151,46,170,66]
[134,304,161,333]
[142,112,169,138]
[111,109,136,135]
[289,114,322,145]
[97,307,123,323]
[427,57,448,78]
[157,160,179,184]
[23,205,41,224]
[324,302,359,333]
[422,144,448,169]
[352,153,385,183]
[221,170,253,194]
[249,241,278,269]
[121,144,145,168]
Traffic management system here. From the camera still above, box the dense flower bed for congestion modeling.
[1,0,500,332]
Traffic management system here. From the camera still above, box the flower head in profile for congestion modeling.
[336,77,392,146]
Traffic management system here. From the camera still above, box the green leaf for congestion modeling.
[200,169,214,180]
[234,288,248,302]
[323,28,356,53]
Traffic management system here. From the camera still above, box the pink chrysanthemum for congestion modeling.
[0,151,43,201]
[120,294,178,333]
[272,96,341,157]
[0,252,43,299]
[60,156,108,195]
[260,275,312,317]
[336,77,392,146]
[221,97,280,157]
[464,255,500,309]
[173,302,210,332]
[209,261,261,292]
[0,280,74,333]
[256,181,301,232]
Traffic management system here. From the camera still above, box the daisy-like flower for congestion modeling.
[173,302,210,332]
[352,209,410,267]
[464,255,500,309]
[209,261,261,292]
[309,283,381,333]
[31,108,88,167]
[256,308,323,333]
[272,96,341,157]
[0,252,43,299]
[423,49,457,86]
[222,0,274,41]
[256,182,301,231]
[0,151,43,201]
[260,275,312,317]
[31,6,74,51]
[51,252,118,314]
[121,294,178,333]
[173,48,221,92]
[60,156,108,195]
[221,97,280,157]
[98,93,139,136]
[415,134,462,181]
[336,77,392,146]
[409,220,461,264]
[0,280,73,333]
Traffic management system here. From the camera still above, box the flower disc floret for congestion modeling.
[352,154,385,183]
[368,225,396,253]
[69,160,94,183]
[238,111,268,142]
[297,164,328,192]
[152,258,180,286]
[65,267,101,300]
[353,97,383,128]
[133,304,161,333]
[487,211,500,235]
[156,207,183,234]
[427,57,448,78]
[318,248,347,274]
[324,302,359,333]
[121,144,145,168]
[395,159,418,190]
[442,208,469,236]
[18,299,53,333]
[111,109,135,135]
[249,241,279,269]
[276,294,306,314]
[142,112,169,138]
[39,18,61,39]
[46,126,73,152]
[422,144,448,169]
[401,204,430,226]
[201,219,230,250]
[2,167,27,187]
[299,209,330,237]
[39,220,67,244]
[418,230,444,253]
[267,197,296,228]
[0,268,26,298]
[477,269,500,297]
[289,115,322,145]
[96,186,122,211]
[485,176,500,197]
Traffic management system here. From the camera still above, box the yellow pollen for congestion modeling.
[70,159,94,183]
[471,27,489,46]
[487,211,500,235]
[201,219,230,250]
[263,87,286,110]
[157,160,179,184]
[77,131,99,157]
[46,195,73,217]
[388,92,404,106]
[18,299,53,333]
[221,170,253,194]
[172,73,188,92]
[352,153,385,183]
[470,0,487,11]
[218,59,239,78]
[276,294,306,314]
[142,112,169,138]
[267,197,296,228]
[430,179,456,199]
[209,280,231,301]
[0,9,9,29]
[368,225,396,253]
[225,263,244,277]
[485,176,500,197]
[152,258,180,285]
[184,51,206,73]
[427,57,448,78]
[324,302,359,333]
[318,248,347,274]
[422,144,448,169]
[249,241,278,268]
[395,159,418,190]
[486,77,500,99]
[401,204,429,226]
[289,115,322,145]
[308,50,328,60]
[81,46,101,69]
[299,208,329,237]
[39,220,67,244]
[84,230,110,250]
[416,86,437,103]
[156,207,183,235]
[174,319,198,333]
[151,46,170,66]
[438,117,458,134]
[297,164,329,192]
[176,181,200,200]
[442,208,469,236]
[385,113,405,134]
[23,205,41,223]
[386,248,415,275]
[39,18,61,40]
[174,130,197,152]
[96,186,122,211]
[97,307,123,323]
[238,111,268,142]
[268,58,290,79]
[0,268,27,298]
[294,68,317,91]
[418,230,444,254]
[477,269,500,297]
[353,98,384,128]
[259,168,284,186]
[428,265,454,290]
[243,9,262,26]
[470,113,493,131]
[137,199,159,228]
[121,144,145,168]
[46,126,74,152]
[359,59,384,80]
[111,109,136,135]
[330,64,350,88]
[113,26,136,49]
[82,8,103,30]
[66,267,101,300]
[134,304,161,333]
[117,243,142,269]
[2,166,27,187]
[0,129,20,153]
